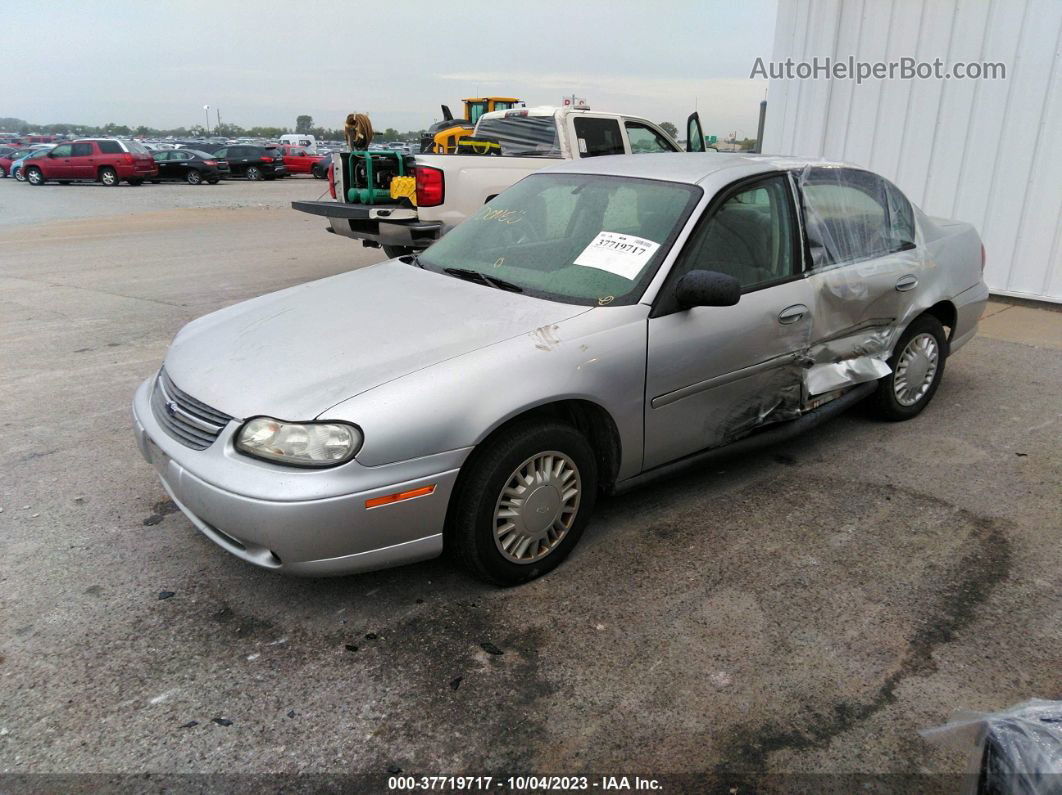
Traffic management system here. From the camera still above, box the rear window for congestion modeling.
[123,140,150,154]
[97,140,123,154]
[474,116,561,157]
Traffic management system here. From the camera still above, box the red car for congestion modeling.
[22,138,157,186]
[277,144,327,176]
[0,147,37,178]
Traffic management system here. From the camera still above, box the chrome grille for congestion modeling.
[150,368,233,450]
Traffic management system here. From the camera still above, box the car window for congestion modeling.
[291,148,306,156]
[671,174,797,292]
[154,151,170,161]
[171,151,190,161]
[213,148,228,158]
[123,140,149,154]
[96,140,123,154]
[70,143,93,157]
[624,121,677,153]
[885,180,916,247]
[474,116,561,157]
[419,173,700,306]
[573,117,625,157]
[801,168,893,266]
[50,144,73,157]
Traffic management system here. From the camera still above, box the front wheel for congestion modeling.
[449,421,598,585]
[245,166,262,181]
[99,167,118,186]
[14,167,25,182]
[25,167,44,186]
[186,170,202,185]
[871,314,948,421]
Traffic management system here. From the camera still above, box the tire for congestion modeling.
[25,166,44,186]
[870,314,948,421]
[186,170,202,185]
[245,166,262,181]
[449,420,598,585]
[127,178,143,186]
[99,167,118,186]
[14,167,25,182]
[0,166,6,178]
[382,246,413,259]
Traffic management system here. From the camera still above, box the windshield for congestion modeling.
[418,173,701,306]
[474,116,561,157]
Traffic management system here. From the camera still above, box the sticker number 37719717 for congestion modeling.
[574,231,661,280]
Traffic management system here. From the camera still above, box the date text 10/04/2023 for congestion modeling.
[387,775,663,791]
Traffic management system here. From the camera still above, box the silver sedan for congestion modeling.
[133,153,989,584]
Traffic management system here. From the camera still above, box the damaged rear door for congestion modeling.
[796,167,922,396]
[644,173,812,470]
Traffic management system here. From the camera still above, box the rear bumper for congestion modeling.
[291,200,442,248]
[132,377,467,576]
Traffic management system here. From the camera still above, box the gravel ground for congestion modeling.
[0,176,1059,791]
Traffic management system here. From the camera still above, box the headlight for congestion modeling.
[235,417,362,467]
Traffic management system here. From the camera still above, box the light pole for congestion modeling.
[203,105,211,136]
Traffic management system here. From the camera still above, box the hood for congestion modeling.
[163,261,589,419]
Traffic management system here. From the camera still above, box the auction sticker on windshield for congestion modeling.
[574,231,660,280]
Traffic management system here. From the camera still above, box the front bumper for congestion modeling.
[132,377,467,576]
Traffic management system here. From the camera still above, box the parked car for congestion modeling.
[179,142,227,155]
[209,145,287,180]
[276,144,327,176]
[0,146,43,178]
[294,105,701,257]
[11,145,56,181]
[23,139,157,186]
[151,149,229,185]
[133,154,989,584]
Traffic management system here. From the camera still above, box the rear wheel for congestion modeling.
[245,166,262,181]
[450,421,598,585]
[25,166,44,186]
[99,167,118,186]
[871,314,948,421]
[14,167,25,182]
[0,166,7,178]
[186,170,202,185]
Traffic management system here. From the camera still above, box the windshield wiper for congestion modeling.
[443,267,523,293]
[400,253,424,268]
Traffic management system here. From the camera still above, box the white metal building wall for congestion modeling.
[762,0,1062,302]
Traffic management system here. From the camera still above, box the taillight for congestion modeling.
[327,162,336,199]
[203,159,217,166]
[260,156,273,163]
[980,243,986,273]
[123,153,134,163]
[415,166,444,207]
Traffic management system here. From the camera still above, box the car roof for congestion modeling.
[540,152,854,185]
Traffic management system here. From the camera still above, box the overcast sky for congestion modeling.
[3,0,776,137]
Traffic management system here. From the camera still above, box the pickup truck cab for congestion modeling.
[292,106,701,257]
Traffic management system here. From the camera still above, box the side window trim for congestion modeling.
[650,171,802,318]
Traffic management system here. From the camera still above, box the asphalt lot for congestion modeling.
[0,176,1059,788]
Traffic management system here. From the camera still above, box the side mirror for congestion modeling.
[675,270,741,308]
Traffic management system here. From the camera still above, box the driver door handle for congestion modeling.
[778,304,808,324]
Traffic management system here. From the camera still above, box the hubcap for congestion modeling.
[28,170,40,184]
[493,451,581,564]
[893,332,939,406]
[103,172,115,185]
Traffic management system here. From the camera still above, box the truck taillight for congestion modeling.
[981,243,986,273]
[415,166,444,207]
[260,156,273,163]
[123,153,134,163]
[328,162,336,199]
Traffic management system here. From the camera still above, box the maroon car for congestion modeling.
[22,138,157,186]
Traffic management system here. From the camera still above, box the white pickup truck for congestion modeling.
[292,106,707,256]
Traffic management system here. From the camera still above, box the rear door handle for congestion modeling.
[778,304,808,324]
[895,274,918,292]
